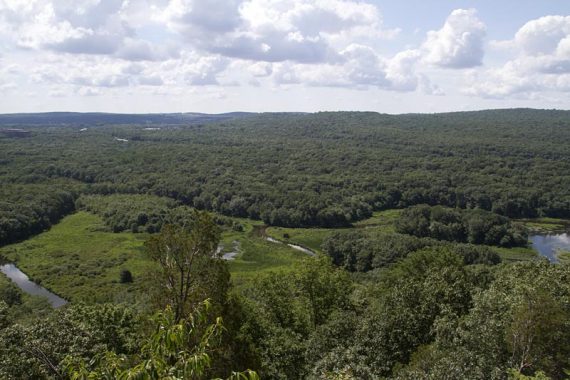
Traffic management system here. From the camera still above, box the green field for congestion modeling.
[520,217,570,233]
[265,227,336,253]
[0,212,151,303]
[353,209,402,231]
[493,246,538,262]
[0,212,310,301]
[1,209,565,306]
[266,209,402,252]
[556,251,570,265]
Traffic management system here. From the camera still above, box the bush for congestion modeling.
[119,270,133,284]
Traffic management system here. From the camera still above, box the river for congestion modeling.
[0,263,67,308]
[265,236,316,256]
[530,233,570,263]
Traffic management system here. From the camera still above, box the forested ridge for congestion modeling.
[1,108,569,245]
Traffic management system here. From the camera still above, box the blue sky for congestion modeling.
[0,0,569,114]
[377,1,570,38]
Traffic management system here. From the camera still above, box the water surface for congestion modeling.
[0,263,67,308]
[530,233,570,263]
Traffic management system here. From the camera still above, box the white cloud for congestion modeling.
[161,0,242,34]
[463,64,538,99]
[271,45,429,92]
[77,86,101,96]
[386,49,422,91]
[514,15,570,56]
[159,0,396,64]
[180,54,229,85]
[422,8,486,69]
[465,15,570,98]
[248,62,273,77]
[4,0,569,108]
[0,0,175,60]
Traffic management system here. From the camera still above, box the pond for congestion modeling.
[530,233,570,263]
[0,263,67,308]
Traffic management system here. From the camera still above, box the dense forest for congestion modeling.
[395,205,528,247]
[322,229,502,272]
[1,109,569,245]
[1,109,570,379]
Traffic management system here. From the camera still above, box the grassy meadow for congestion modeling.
[1,206,565,306]
[0,212,151,303]
[266,209,402,253]
[0,211,312,300]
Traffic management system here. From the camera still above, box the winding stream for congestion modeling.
[265,236,316,256]
[0,263,67,308]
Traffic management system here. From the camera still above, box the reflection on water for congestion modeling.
[0,263,67,308]
[265,236,316,256]
[530,233,570,263]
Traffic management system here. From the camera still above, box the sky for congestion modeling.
[0,0,569,114]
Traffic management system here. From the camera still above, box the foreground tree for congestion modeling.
[145,210,255,376]
[145,211,222,322]
[0,303,140,379]
[65,300,259,380]
[394,261,570,379]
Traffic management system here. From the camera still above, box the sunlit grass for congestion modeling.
[2,208,564,306]
[520,217,569,233]
[265,209,404,253]
[0,211,309,301]
[0,212,151,303]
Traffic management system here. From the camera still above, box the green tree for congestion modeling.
[65,300,259,380]
[0,300,9,329]
[0,303,140,379]
[145,211,221,322]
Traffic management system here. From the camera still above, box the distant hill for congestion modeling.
[0,112,255,126]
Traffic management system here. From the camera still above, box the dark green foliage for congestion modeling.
[322,230,433,271]
[0,184,75,246]
[454,243,502,265]
[145,211,222,322]
[306,248,484,379]
[396,205,528,247]
[240,257,353,379]
[1,109,569,379]
[395,261,570,380]
[77,194,248,233]
[1,109,569,235]
[322,229,501,272]
[0,303,140,379]
[64,301,259,380]
[76,194,182,233]
[0,301,9,329]
[0,281,22,307]
[119,269,133,283]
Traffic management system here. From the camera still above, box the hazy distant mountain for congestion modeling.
[0,112,255,126]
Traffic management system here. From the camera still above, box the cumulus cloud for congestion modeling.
[159,0,396,64]
[514,15,570,56]
[248,62,273,77]
[14,0,570,102]
[386,49,422,91]
[161,0,243,35]
[271,45,432,93]
[0,0,174,60]
[422,8,486,68]
[465,15,570,98]
[0,0,127,54]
